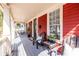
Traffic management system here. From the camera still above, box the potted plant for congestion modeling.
[48,32,57,41]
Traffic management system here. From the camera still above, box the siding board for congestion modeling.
[38,14,47,35]
[63,3,79,37]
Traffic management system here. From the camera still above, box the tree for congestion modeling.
[0,9,3,33]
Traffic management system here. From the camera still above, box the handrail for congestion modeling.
[0,36,11,56]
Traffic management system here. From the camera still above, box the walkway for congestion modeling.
[11,33,50,56]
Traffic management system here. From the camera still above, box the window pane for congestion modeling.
[49,9,60,40]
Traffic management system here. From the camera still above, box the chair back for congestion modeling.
[41,32,47,41]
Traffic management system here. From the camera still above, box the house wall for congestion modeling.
[63,3,79,56]
[26,4,63,41]
[38,14,47,35]
[63,3,79,37]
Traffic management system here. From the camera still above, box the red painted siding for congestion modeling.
[38,14,47,35]
[63,3,79,37]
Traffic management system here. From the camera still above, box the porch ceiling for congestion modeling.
[9,3,54,22]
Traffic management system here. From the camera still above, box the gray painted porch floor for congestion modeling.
[11,34,50,56]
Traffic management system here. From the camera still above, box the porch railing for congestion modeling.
[0,36,11,56]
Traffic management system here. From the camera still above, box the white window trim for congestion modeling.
[48,7,63,43]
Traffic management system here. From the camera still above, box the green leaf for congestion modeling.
[0,9,3,33]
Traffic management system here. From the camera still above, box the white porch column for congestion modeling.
[32,20,34,37]
[3,7,11,41]
[10,17,15,42]
[2,7,11,56]
[36,18,38,37]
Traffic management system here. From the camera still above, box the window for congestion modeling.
[0,9,3,37]
[49,9,60,39]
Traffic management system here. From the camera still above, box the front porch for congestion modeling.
[11,33,50,56]
[0,3,79,56]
